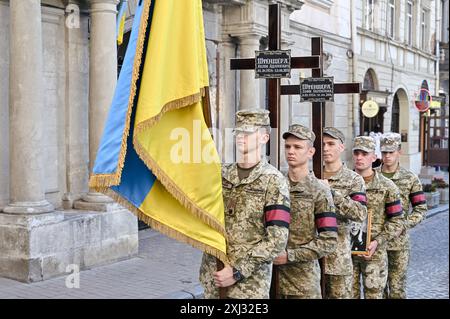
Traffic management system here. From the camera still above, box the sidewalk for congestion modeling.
[0,227,204,299]
[407,205,449,298]
[0,203,448,299]
[426,202,449,219]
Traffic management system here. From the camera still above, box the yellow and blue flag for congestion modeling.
[90,0,227,262]
[116,0,128,45]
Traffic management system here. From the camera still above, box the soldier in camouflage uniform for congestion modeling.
[351,136,404,299]
[273,125,338,299]
[199,109,290,299]
[321,127,368,299]
[377,133,427,299]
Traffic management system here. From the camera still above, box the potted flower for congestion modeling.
[432,177,449,204]
[423,183,440,209]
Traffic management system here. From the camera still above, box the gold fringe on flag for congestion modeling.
[104,188,229,264]
[89,0,152,190]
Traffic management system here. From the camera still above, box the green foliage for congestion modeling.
[423,184,437,192]
[432,177,449,189]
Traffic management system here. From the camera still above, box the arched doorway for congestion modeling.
[359,69,389,135]
[390,88,409,141]
[391,88,409,134]
[391,93,400,132]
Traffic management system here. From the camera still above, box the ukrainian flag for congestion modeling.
[90,0,227,262]
[116,0,127,45]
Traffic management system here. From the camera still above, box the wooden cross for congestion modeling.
[230,4,361,178]
[230,4,319,168]
[229,3,362,299]
[281,37,361,178]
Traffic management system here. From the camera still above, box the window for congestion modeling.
[365,0,374,31]
[442,0,449,43]
[387,0,395,38]
[391,94,400,133]
[363,70,376,90]
[420,9,430,50]
[406,1,413,45]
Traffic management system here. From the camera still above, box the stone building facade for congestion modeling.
[437,0,449,167]
[198,0,441,173]
[354,0,441,172]
[0,0,137,283]
[0,0,443,281]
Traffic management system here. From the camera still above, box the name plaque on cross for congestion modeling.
[300,76,334,102]
[255,50,291,79]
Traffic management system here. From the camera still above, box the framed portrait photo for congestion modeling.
[350,213,371,255]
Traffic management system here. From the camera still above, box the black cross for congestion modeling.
[230,4,361,178]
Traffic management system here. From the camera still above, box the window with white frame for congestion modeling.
[387,0,395,38]
[406,1,413,45]
[365,0,374,31]
[421,8,428,50]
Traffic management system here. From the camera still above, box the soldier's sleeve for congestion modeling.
[233,175,290,279]
[373,182,404,248]
[287,185,337,262]
[406,175,427,229]
[332,175,367,223]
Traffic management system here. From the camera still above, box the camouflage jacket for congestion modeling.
[278,173,338,297]
[376,165,427,250]
[356,170,404,257]
[324,164,368,275]
[199,158,290,299]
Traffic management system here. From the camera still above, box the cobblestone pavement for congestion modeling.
[0,207,447,299]
[407,209,449,299]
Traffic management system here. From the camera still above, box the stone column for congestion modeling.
[3,0,54,214]
[239,34,261,109]
[279,39,294,172]
[75,0,118,210]
[218,40,238,164]
[62,2,90,209]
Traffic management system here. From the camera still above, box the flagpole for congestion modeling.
[202,87,227,299]
[202,87,213,128]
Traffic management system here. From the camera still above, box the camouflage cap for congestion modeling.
[381,132,401,152]
[234,108,270,133]
[323,127,345,143]
[352,136,376,153]
[282,124,316,143]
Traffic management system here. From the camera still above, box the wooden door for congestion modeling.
[425,104,449,167]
